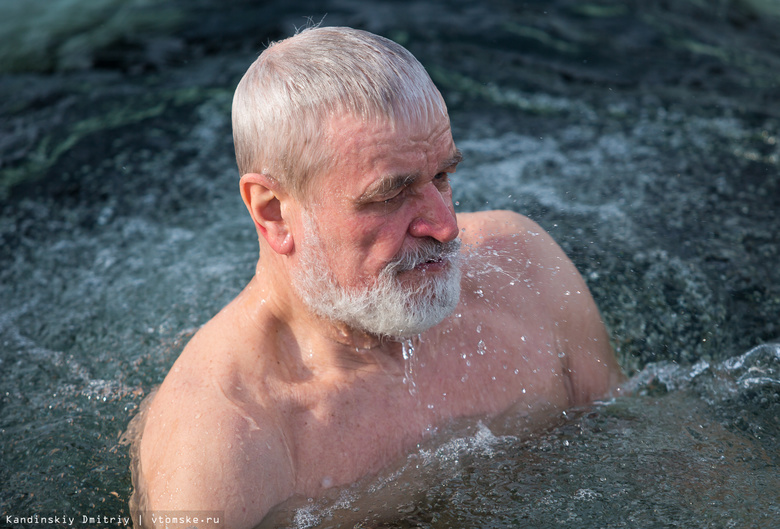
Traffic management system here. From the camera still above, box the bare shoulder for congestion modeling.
[456,210,576,282]
[457,210,624,403]
[457,210,538,246]
[457,210,562,263]
[137,339,292,528]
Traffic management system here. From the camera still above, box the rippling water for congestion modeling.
[1,0,778,527]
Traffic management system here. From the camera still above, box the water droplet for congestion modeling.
[477,339,487,355]
[522,388,526,393]
[521,335,527,342]
[476,324,482,333]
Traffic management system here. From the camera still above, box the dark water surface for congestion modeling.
[1,0,778,527]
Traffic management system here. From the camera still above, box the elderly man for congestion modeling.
[131,26,622,529]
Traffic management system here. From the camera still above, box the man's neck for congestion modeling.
[245,263,409,377]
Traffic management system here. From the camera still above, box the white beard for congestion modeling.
[292,213,462,338]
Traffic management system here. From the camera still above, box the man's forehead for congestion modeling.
[326,114,456,161]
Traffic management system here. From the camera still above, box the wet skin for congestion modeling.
[134,113,623,529]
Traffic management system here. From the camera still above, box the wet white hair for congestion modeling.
[232,26,448,198]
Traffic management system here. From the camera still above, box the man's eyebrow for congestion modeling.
[357,149,463,204]
[440,149,464,171]
[358,173,418,203]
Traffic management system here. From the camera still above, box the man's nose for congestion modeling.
[408,184,459,243]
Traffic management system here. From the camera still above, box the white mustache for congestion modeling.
[386,238,462,274]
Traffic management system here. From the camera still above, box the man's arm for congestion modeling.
[543,247,624,404]
[137,378,294,529]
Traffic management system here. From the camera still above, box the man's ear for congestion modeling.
[240,173,294,255]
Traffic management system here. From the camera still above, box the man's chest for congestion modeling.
[281,377,432,495]
[281,321,567,495]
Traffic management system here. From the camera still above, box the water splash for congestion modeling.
[401,336,421,397]
[626,342,780,401]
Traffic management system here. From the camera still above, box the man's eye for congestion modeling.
[382,191,404,205]
[434,172,451,188]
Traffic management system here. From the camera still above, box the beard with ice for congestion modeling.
[293,213,462,338]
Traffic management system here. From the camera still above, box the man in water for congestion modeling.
[132,26,623,529]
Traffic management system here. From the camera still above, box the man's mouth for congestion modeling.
[388,238,461,274]
[412,256,447,272]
